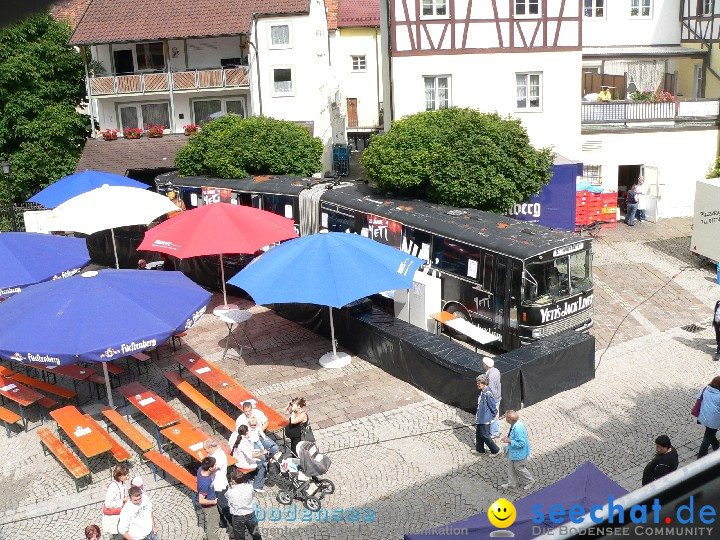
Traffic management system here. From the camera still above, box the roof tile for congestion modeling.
[50,0,92,30]
[69,0,310,45]
[75,135,189,176]
[337,0,379,28]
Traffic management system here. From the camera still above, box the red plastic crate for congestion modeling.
[600,221,617,229]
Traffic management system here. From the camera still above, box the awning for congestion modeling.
[583,45,707,60]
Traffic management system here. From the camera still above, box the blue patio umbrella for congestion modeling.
[28,170,148,208]
[228,232,423,368]
[0,232,90,298]
[0,269,211,406]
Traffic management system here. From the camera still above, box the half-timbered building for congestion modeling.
[381,0,584,157]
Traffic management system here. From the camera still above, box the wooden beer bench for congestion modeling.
[101,406,154,454]
[9,373,77,402]
[0,406,22,437]
[37,428,91,491]
[164,371,236,434]
[83,414,132,465]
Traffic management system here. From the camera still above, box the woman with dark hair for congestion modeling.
[283,397,308,455]
[228,425,268,493]
[85,524,101,540]
[697,376,720,458]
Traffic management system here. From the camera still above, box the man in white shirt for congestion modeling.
[235,401,269,432]
[226,468,262,540]
[204,439,232,533]
[117,486,158,540]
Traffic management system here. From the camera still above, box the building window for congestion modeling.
[583,165,602,186]
[193,97,247,124]
[270,24,291,48]
[351,55,367,72]
[273,68,293,95]
[702,0,713,15]
[424,76,450,110]
[583,0,604,18]
[630,0,651,17]
[135,42,165,72]
[516,73,542,110]
[515,0,540,16]
[422,0,447,16]
[119,102,170,131]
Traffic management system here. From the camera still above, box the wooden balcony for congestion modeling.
[581,99,720,126]
[89,67,249,97]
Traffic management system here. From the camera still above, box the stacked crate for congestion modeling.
[576,191,618,229]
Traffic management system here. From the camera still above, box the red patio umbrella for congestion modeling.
[138,202,298,308]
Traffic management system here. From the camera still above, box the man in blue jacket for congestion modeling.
[501,410,535,490]
[475,374,501,456]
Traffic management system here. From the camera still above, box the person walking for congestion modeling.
[102,464,129,539]
[713,300,720,358]
[697,376,720,459]
[227,468,263,540]
[483,358,502,438]
[117,485,158,540]
[625,184,639,226]
[641,435,678,485]
[475,374,500,456]
[197,456,220,540]
[500,410,535,490]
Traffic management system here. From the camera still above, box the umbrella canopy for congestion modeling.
[0,269,211,366]
[29,170,148,208]
[138,202,298,307]
[48,185,178,235]
[228,232,423,309]
[228,232,423,368]
[404,462,629,539]
[0,233,90,298]
[138,202,297,258]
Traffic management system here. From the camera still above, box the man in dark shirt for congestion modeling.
[642,435,678,486]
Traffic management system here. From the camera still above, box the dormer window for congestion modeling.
[515,0,540,16]
[422,0,447,17]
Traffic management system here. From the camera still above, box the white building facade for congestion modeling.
[70,0,339,168]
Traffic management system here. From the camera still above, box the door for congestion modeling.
[113,50,134,75]
[347,98,358,128]
[494,256,511,349]
[642,165,660,223]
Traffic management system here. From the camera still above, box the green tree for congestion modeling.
[361,107,555,213]
[0,13,90,204]
[176,115,323,178]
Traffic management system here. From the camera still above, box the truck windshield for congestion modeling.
[524,250,592,303]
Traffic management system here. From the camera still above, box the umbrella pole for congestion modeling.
[102,361,115,408]
[215,254,238,311]
[319,306,351,369]
[110,228,120,269]
[330,306,337,356]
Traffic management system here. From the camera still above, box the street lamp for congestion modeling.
[1,160,17,232]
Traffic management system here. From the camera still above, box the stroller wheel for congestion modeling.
[304,497,322,512]
[276,490,293,506]
[318,479,335,494]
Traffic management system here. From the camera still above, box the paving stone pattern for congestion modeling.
[2,217,720,539]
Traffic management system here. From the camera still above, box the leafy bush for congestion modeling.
[175,115,323,178]
[361,108,554,213]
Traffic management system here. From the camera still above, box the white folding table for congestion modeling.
[213,308,255,360]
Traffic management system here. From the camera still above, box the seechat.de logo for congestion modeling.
[531,496,717,536]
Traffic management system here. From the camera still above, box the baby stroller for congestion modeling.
[276,440,335,511]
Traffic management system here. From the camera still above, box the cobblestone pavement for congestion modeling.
[2,217,720,539]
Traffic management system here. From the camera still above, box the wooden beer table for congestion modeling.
[50,405,112,469]
[160,419,237,466]
[117,382,182,450]
[0,374,43,431]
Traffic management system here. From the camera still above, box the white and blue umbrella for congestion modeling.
[228,232,423,368]
[0,232,90,298]
[29,170,148,208]
[0,269,211,405]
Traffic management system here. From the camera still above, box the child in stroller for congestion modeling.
[276,440,335,511]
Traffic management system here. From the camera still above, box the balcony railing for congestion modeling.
[581,99,720,125]
[89,66,250,97]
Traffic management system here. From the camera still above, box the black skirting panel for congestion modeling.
[270,303,594,414]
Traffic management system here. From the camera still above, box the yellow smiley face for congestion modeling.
[487,498,517,529]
